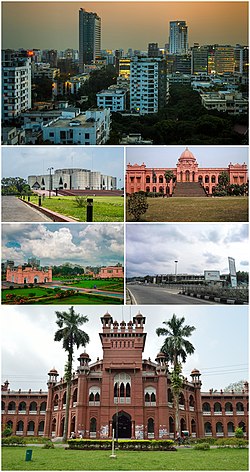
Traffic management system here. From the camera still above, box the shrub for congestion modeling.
[193,442,210,450]
[235,427,244,438]
[68,439,175,451]
[2,436,26,446]
[2,425,13,437]
[75,196,88,208]
[127,193,148,221]
[216,437,248,448]
[42,442,55,449]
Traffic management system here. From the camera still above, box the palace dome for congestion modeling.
[179,147,196,161]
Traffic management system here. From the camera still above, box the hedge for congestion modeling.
[67,439,176,451]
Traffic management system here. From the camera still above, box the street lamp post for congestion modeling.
[174,260,178,283]
[47,167,54,198]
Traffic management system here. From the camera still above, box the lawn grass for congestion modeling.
[1,447,248,470]
[30,196,124,222]
[71,279,124,292]
[126,197,248,222]
[2,287,49,301]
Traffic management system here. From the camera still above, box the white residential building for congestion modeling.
[200,92,248,115]
[42,108,111,144]
[2,50,32,122]
[96,87,127,111]
[130,57,169,115]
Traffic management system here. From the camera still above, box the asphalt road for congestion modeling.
[127,284,218,305]
[2,196,51,222]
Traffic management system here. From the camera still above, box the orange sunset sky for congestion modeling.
[2,1,248,51]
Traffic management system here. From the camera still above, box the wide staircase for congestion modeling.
[173,182,208,197]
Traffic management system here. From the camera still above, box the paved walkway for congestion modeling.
[2,196,52,222]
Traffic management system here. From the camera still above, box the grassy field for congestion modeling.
[126,197,248,222]
[70,279,124,292]
[30,196,124,222]
[2,447,248,470]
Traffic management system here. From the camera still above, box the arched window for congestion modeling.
[169,417,174,434]
[62,392,67,405]
[191,419,196,434]
[146,176,150,183]
[198,175,203,183]
[146,186,150,193]
[17,420,24,432]
[203,402,211,412]
[168,389,173,403]
[159,187,164,193]
[205,175,209,183]
[185,170,190,182]
[28,421,35,432]
[72,388,78,404]
[189,395,195,408]
[159,175,163,184]
[211,175,216,183]
[89,387,100,405]
[52,418,56,433]
[148,418,154,436]
[8,401,16,412]
[214,402,222,413]
[120,383,125,397]
[7,420,13,430]
[29,402,37,412]
[38,421,45,434]
[236,402,244,412]
[204,422,212,434]
[1,401,5,412]
[90,418,97,438]
[152,174,157,184]
[153,186,157,193]
[114,373,131,404]
[144,387,156,406]
[216,422,223,434]
[225,402,233,412]
[227,422,234,434]
[238,421,246,432]
[18,402,26,412]
[40,401,47,413]
[53,394,59,409]
[179,392,185,408]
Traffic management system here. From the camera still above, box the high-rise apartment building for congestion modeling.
[130,57,169,115]
[191,46,208,74]
[169,21,188,55]
[2,50,32,122]
[79,8,101,72]
[214,45,235,74]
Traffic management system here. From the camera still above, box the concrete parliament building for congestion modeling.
[28,168,117,192]
[1,313,248,440]
[126,148,248,196]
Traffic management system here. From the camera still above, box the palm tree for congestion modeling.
[156,314,195,437]
[164,171,174,196]
[54,306,90,442]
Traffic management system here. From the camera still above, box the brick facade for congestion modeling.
[1,313,248,439]
[6,265,52,284]
[126,148,248,196]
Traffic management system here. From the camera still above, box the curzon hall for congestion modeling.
[126,148,248,196]
[1,312,248,440]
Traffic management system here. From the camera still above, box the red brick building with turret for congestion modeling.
[1,313,248,440]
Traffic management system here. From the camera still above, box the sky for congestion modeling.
[2,2,248,51]
[1,146,124,187]
[126,223,249,277]
[2,223,124,267]
[126,146,249,169]
[1,305,248,392]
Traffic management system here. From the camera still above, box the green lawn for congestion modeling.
[70,279,124,292]
[2,447,248,470]
[30,196,124,222]
[126,197,248,222]
[2,287,49,301]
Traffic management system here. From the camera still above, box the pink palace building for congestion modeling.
[6,265,52,284]
[95,266,124,279]
[126,148,248,196]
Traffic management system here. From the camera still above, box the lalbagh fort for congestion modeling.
[126,148,248,196]
[1,313,248,440]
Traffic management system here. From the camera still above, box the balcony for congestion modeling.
[29,411,37,415]
[214,411,222,415]
[205,432,212,437]
[216,432,224,437]
[225,411,233,416]
[27,431,35,436]
[203,411,211,415]
[189,406,194,412]
[16,431,24,435]
[39,411,46,415]
[236,411,244,415]
[18,410,26,415]
[179,404,185,410]
[8,410,16,414]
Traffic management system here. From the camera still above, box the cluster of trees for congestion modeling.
[74,65,117,110]
[52,265,85,277]
[108,85,247,145]
[214,172,248,196]
[1,177,31,196]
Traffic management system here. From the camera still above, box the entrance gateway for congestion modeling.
[112,411,132,439]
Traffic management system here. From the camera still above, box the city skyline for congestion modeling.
[1,305,248,392]
[2,2,248,51]
[126,223,249,278]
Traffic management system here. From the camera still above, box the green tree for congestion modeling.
[1,177,31,195]
[164,170,174,196]
[54,306,89,442]
[156,314,195,436]
[218,171,230,190]
[127,192,148,221]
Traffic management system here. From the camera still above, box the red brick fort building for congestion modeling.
[126,148,248,196]
[1,313,248,440]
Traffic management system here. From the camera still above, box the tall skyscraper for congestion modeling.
[169,21,188,55]
[79,8,101,72]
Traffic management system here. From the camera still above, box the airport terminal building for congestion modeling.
[1,313,248,440]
